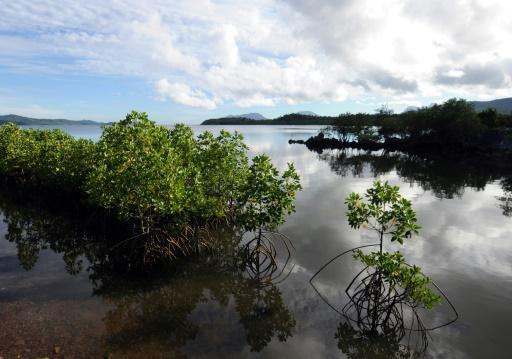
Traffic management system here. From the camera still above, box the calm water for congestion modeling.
[1,125,511,358]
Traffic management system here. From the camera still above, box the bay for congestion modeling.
[0,125,511,358]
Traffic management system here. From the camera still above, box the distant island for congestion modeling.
[202,98,512,125]
[227,112,268,120]
[471,97,512,113]
[202,113,333,125]
[0,114,109,126]
[289,98,512,166]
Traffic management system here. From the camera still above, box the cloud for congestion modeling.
[435,62,509,88]
[366,69,418,93]
[155,79,217,110]
[211,24,240,67]
[129,14,201,75]
[1,0,511,110]
[235,94,275,107]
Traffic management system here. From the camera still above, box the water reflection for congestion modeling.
[310,245,460,358]
[0,183,125,275]
[318,148,512,202]
[0,182,296,356]
[335,320,425,359]
[2,126,512,357]
[497,177,512,217]
[98,261,295,356]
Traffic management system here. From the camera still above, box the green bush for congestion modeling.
[169,125,250,220]
[85,111,186,232]
[0,124,40,176]
[0,123,95,188]
[240,155,301,232]
[0,112,302,248]
[345,180,440,309]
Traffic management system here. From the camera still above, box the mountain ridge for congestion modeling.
[227,113,267,120]
[0,114,109,126]
[471,97,512,113]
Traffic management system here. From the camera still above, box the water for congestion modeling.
[1,125,511,358]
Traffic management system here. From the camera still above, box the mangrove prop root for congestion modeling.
[241,230,295,285]
[310,245,459,354]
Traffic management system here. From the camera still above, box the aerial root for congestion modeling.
[310,244,458,355]
[241,230,295,285]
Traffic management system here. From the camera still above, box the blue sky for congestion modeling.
[1,0,511,124]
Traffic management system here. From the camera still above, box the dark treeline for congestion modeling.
[204,98,512,132]
[202,113,337,125]
[294,99,512,152]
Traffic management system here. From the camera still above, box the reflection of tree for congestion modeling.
[235,281,295,352]
[335,321,419,359]
[311,247,457,358]
[0,184,296,355]
[98,273,203,357]
[0,181,128,273]
[497,178,512,217]
[94,229,296,355]
[337,269,429,358]
[319,149,512,201]
[96,259,295,355]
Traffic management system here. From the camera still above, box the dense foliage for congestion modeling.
[345,180,440,309]
[0,123,95,189]
[204,99,512,142]
[240,155,301,232]
[85,112,184,232]
[329,98,512,148]
[0,112,301,247]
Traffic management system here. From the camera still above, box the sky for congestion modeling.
[1,0,511,124]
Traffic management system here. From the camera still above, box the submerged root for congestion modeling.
[341,268,429,355]
[310,245,458,356]
[109,222,226,265]
[241,230,295,285]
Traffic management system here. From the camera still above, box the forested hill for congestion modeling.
[0,114,108,126]
[472,98,512,114]
[201,113,337,125]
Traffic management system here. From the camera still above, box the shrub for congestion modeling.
[345,180,440,309]
[172,126,250,220]
[0,124,95,189]
[0,113,302,249]
[85,111,183,232]
[240,154,301,232]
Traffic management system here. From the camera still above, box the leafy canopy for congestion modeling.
[345,180,420,244]
[0,122,95,189]
[86,111,185,229]
[0,112,302,243]
[240,154,301,232]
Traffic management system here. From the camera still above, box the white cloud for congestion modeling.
[129,14,201,75]
[1,0,511,110]
[235,94,275,107]
[211,24,240,67]
[155,79,217,110]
